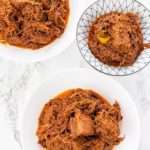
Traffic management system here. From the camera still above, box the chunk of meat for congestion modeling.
[70,112,95,138]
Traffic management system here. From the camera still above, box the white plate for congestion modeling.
[20,68,140,150]
[0,0,85,62]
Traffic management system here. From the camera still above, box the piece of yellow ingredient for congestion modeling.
[97,34,110,44]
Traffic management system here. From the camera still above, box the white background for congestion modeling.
[0,0,150,149]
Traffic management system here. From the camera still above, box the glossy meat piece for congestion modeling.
[70,112,95,138]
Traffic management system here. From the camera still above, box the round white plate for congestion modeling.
[0,0,85,62]
[20,68,140,150]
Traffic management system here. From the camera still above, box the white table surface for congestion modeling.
[0,0,150,150]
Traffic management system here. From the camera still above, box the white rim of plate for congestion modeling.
[20,68,141,150]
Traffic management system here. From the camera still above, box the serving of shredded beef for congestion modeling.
[0,0,69,49]
[37,88,123,150]
[88,12,144,67]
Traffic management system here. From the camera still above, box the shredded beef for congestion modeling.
[88,12,144,67]
[37,89,123,150]
[0,0,69,49]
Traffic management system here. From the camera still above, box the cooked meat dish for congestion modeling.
[0,0,69,49]
[37,88,123,150]
[88,12,144,67]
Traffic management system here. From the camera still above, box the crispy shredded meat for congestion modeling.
[0,0,69,49]
[88,12,144,67]
[36,89,123,150]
